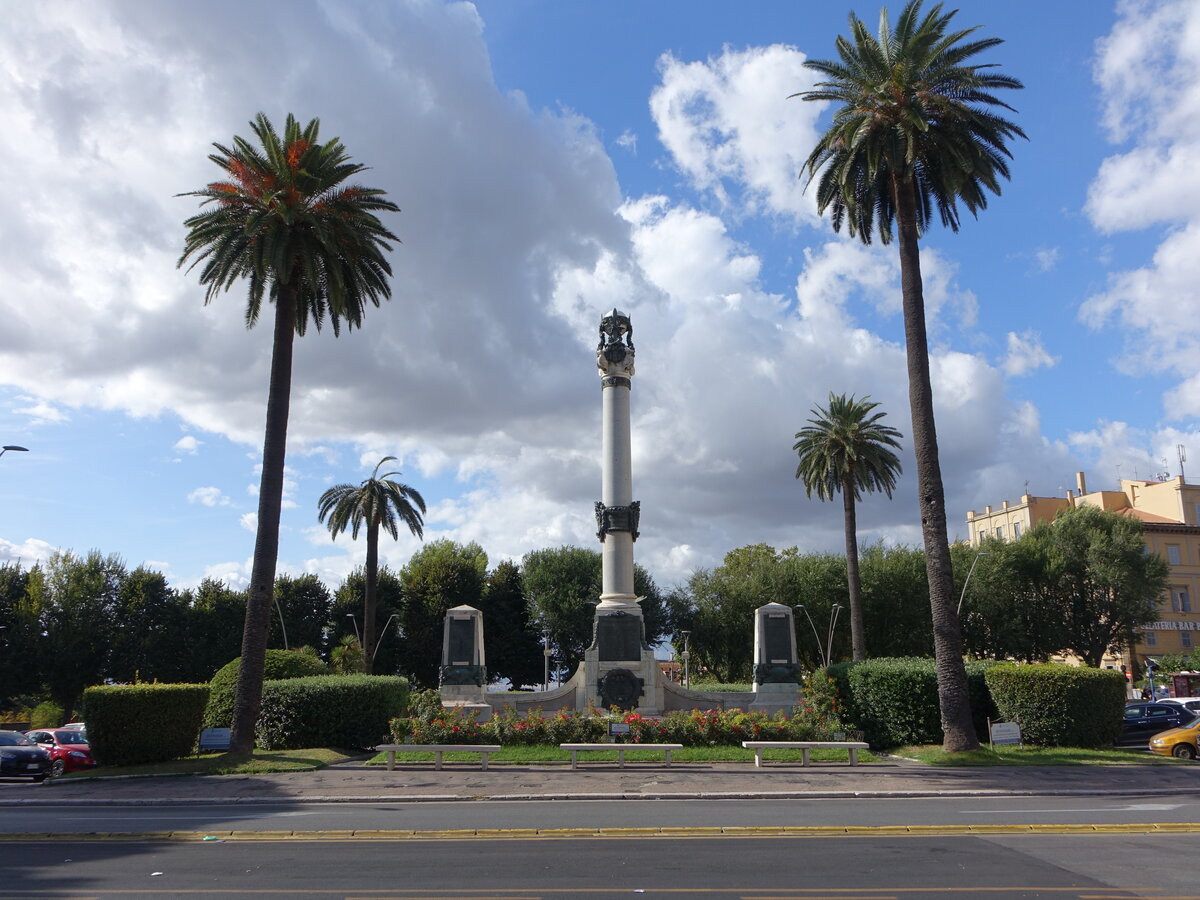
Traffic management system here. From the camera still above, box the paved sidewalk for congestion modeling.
[4,756,1199,805]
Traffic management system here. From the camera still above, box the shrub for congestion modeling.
[984,662,1125,748]
[845,657,997,749]
[254,675,408,750]
[83,683,209,766]
[202,649,327,729]
[406,687,447,723]
[389,706,492,744]
[29,701,65,729]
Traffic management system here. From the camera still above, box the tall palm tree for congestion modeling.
[794,393,903,663]
[318,457,426,672]
[179,113,399,753]
[794,1,1024,750]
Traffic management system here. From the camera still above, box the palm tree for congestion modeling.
[179,113,399,753]
[794,393,903,663]
[318,457,425,673]
[794,2,1024,750]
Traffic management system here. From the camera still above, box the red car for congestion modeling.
[25,729,96,776]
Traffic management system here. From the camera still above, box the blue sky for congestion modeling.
[2,0,1198,594]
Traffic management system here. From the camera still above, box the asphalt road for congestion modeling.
[3,832,1198,899]
[7,794,1200,833]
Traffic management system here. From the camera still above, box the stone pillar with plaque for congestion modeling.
[581,308,663,713]
[749,602,802,714]
[438,604,492,721]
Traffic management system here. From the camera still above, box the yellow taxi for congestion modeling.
[1148,715,1200,760]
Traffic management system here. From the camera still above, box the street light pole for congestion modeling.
[0,445,29,459]
[371,613,399,666]
[680,630,691,688]
[956,552,990,616]
[542,629,552,692]
[345,613,360,642]
[826,603,843,666]
[794,605,827,669]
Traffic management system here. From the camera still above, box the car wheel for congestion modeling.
[1171,743,1197,760]
[50,760,65,777]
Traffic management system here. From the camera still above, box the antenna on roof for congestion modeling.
[1179,444,1187,482]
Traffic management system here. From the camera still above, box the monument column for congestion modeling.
[597,308,639,607]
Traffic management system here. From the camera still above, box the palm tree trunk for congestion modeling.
[893,176,979,752]
[229,284,297,755]
[842,473,866,661]
[363,520,379,675]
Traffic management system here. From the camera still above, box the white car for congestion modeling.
[1158,697,1200,714]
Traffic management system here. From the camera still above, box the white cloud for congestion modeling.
[0,536,57,567]
[239,513,257,533]
[187,486,229,507]
[173,435,201,454]
[650,44,822,223]
[1003,331,1058,377]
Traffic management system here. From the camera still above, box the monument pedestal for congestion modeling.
[581,603,663,714]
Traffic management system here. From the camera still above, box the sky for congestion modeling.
[2,0,1199,597]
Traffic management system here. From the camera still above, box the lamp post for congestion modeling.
[542,628,552,691]
[794,604,827,668]
[680,630,691,688]
[0,445,28,459]
[826,603,843,666]
[956,551,990,616]
[345,613,360,642]
[371,613,399,666]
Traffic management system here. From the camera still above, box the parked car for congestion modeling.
[0,730,51,781]
[25,728,96,776]
[1148,716,1200,760]
[1158,697,1200,714]
[1120,702,1199,747]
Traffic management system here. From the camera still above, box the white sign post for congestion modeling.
[988,720,1022,747]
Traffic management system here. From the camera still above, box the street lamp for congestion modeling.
[680,630,691,688]
[0,445,28,459]
[826,603,843,666]
[794,604,827,668]
[956,552,990,616]
[371,613,400,665]
[345,613,360,642]
[542,628,552,691]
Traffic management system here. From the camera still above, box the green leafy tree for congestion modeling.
[399,540,488,687]
[184,578,247,682]
[179,113,400,753]
[318,457,425,672]
[269,573,333,654]
[0,562,39,710]
[858,542,933,658]
[478,560,543,690]
[793,393,903,660]
[109,566,190,685]
[795,1,1025,750]
[522,546,666,671]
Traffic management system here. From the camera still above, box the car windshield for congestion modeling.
[54,731,87,745]
[0,732,34,746]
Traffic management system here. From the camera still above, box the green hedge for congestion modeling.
[984,663,1125,748]
[202,649,327,729]
[254,675,409,750]
[83,683,209,766]
[845,657,998,749]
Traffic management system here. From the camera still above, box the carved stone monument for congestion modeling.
[439,604,492,721]
[749,602,802,714]
[582,308,662,713]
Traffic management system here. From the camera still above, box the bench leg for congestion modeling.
[480,751,489,771]
[570,750,578,771]
[754,749,764,768]
[664,750,672,767]
[387,751,396,772]
[434,750,444,771]
[801,748,812,767]
[617,749,626,769]
[849,748,859,766]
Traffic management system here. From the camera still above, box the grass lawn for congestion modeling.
[891,744,1188,766]
[55,747,358,780]
[367,744,876,765]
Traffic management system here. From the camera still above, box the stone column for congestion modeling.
[595,308,639,609]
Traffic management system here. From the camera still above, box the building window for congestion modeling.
[1184,631,1194,649]
[996,526,1004,539]
[1144,631,1158,647]
[1167,544,1182,565]
[1172,589,1191,613]
[1013,522,1022,537]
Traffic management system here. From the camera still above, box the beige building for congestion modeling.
[966,472,1200,668]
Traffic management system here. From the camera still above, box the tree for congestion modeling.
[793,393,902,661]
[398,540,488,687]
[318,457,425,672]
[795,1,1025,750]
[109,566,190,685]
[184,578,247,682]
[477,560,543,690]
[332,566,404,674]
[179,113,400,753]
[269,573,333,654]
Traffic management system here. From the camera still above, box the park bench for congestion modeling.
[741,740,869,768]
[559,742,683,770]
[375,743,502,771]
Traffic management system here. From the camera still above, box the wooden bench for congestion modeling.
[375,744,501,771]
[741,740,869,768]
[560,743,683,770]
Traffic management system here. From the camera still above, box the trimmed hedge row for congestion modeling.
[984,662,1125,748]
[202,649,328,729]
[255,675,409,750]
[839,658,999,748]
[83,683,209,766]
